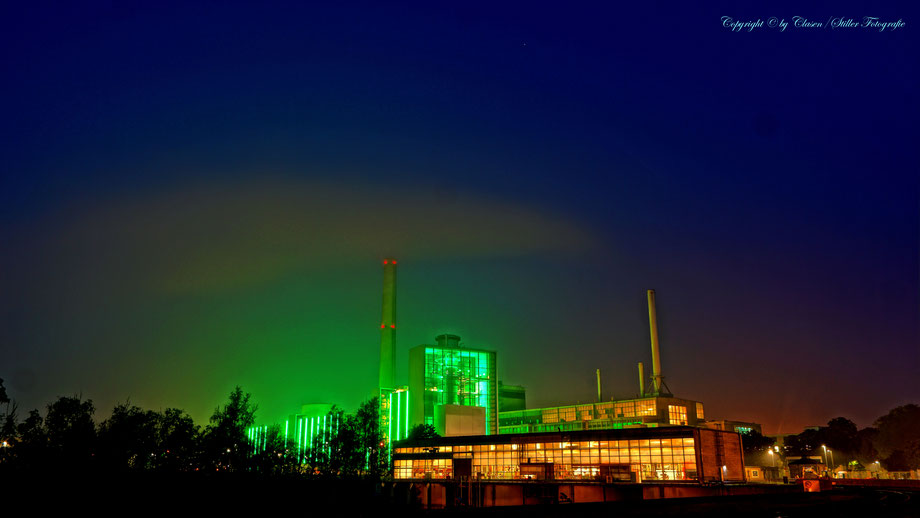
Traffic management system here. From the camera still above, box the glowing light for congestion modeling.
[388,391,393,453]
[390,324,395,328]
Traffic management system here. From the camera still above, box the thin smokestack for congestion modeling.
[596,369,602,403]
[638,362,645,396]
[378,258,397,391]
[647,289,662,394]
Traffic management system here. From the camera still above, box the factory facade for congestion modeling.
[393,426,745,484]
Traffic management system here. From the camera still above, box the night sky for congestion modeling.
[1,2,917,435]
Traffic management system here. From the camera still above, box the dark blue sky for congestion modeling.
[1,2,917,433]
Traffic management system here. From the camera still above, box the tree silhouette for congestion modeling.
[354,397,386,477]
[874,404,920,459]
[11,409,47,469]
[201,386,257,472]
[407,424,440,441]
[250,425,300,476]
[155,408,199,472]
[45,395,95,469]
[97,402,160,471]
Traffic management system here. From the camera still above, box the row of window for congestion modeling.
[539,399,658,423]
[394,437,699,481]
[394,437,695,455]
[393,459,699,482]
[499,400,705,427]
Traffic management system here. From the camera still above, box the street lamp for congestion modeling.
[768,449,775,468]
[828,449,834,474]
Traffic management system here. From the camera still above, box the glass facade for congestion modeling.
[394,434,698,482]
[420,347,497,434]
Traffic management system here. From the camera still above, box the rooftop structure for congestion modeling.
[498,396,705,434]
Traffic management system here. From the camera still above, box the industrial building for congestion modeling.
[244,258,759,494]
[393,426,745,484]
[408,334,499,436]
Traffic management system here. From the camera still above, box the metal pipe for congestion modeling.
[638,362,645,396]
[596,369,602,403]
[378,258,397,390]
[647,289,662,394]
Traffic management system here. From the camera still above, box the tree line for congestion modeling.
[741,404,920,472]
[0,379,394,478]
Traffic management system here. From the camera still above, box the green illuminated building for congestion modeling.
[409,334,498,435]
[385,387,412,443]
[246,404,341,463]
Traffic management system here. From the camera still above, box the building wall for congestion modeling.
[435,404,486,437]
[499,382,526,412]
[697,427,745,483]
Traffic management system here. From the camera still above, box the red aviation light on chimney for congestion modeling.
[390,324,396,329]
[383,260,388,264]
[392,260,397,264]
[380,323,385,329]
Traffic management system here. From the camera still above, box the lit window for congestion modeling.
[668,405,688,425]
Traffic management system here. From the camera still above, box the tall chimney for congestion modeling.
[638,362,645,396]
[647,289,662,394]
[378,258,397,391]
[596,369,602,403]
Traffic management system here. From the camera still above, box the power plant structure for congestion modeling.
[408,334,498,436]
[246,259,761,492]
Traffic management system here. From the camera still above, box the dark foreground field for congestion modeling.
[437,488,919,518]
[3,474,917,517]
